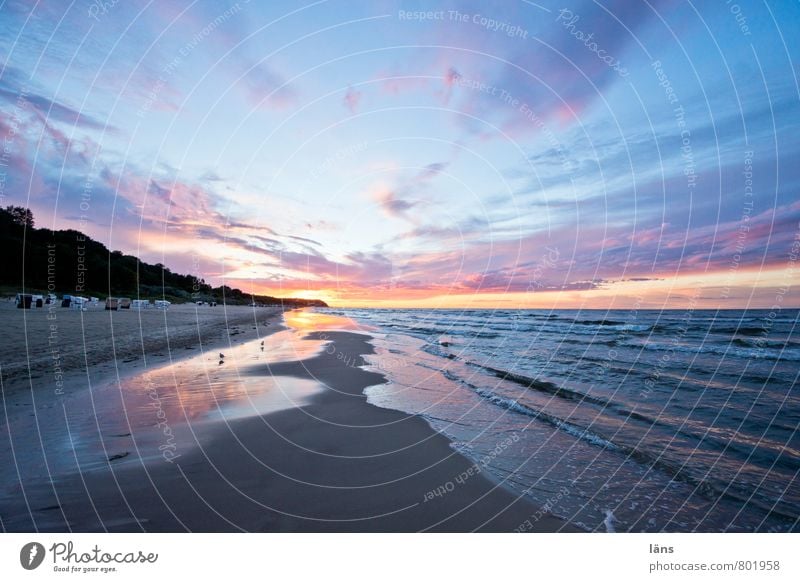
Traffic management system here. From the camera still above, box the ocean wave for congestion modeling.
[441,357,800,472]
[442,371,791,511]
[471,364,611,407]
[541,321,654,334]
[638,340,800,361]
[559,338,619,346]
[446,356,688,431]
[424,320,796,352]
[462,330,502,339]
[395,325,453,337]
[732,337,800,349]
[722,326,768,336]
[450,376,620,451]
[441,365,671,440]
[461,382,795,516]
[420,343,459,360]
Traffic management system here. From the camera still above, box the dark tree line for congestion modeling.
[0,206,327,307]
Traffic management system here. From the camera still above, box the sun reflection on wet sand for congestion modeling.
[0,309,368,491]
[283,309,375,334]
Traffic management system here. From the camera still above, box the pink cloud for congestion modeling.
[343,86,362,113]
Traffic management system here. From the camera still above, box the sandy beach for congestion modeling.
[0,301,285,397]
[0,308,574,532]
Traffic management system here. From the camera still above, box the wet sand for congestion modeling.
[1,324,575,532]
[0,302,285,397]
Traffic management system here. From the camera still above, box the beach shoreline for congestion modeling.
[0,302,288,400]
[0,309,575,532]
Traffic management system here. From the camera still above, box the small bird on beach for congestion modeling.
[260,340,264,346]
[219,353,225,359]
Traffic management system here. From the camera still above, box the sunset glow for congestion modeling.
[1,1,798,308]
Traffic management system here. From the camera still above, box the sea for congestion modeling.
[320,307,800,532]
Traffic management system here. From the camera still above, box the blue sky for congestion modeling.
[1,0,799,307]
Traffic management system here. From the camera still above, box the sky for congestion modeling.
[0,0,799,308]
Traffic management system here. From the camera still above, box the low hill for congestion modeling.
[0,206,327,308]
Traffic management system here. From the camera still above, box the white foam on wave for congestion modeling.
[603,509,618,532]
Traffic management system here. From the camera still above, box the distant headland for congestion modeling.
[0,206,327,308]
